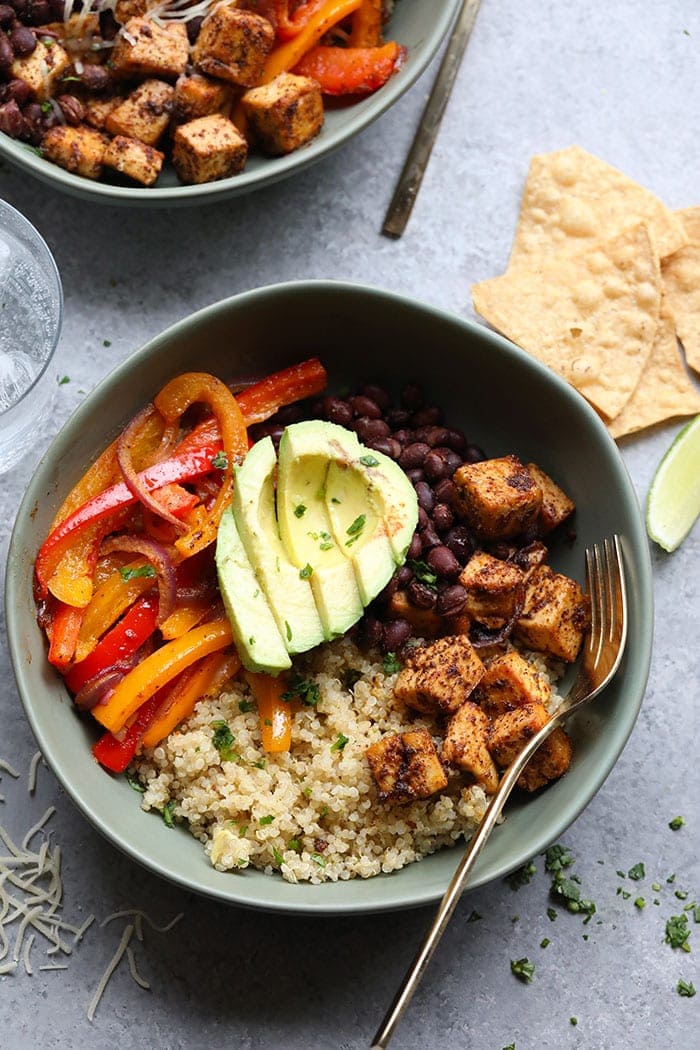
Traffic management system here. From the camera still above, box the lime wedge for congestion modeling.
[646,414,700,552]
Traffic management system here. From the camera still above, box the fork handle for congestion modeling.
[370,716,564,1049]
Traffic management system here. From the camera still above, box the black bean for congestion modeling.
[186,14,203,43]
[417,425,450,447]
[78,63,111,92]
[414,481,435,513]
[56,93,84,125]
[423,450,449,482]
[406,468,424,486]
[0,6,14,27]
[445,525,474,564]
[8,0,25,14]
[0,32,13,71]
[250,421,285,444]
[6,78,30,104]
[392,428,412,446]
[10,25,35,56]
[98,8,119,40]
[437,584,467,617]
[383,619,411,652]
[407,533,422,560]
[349,395,381,419]
[432,502,454,532]
[464,444,487,464]
[417,507,429,530]
[401,384,423,410]
[367,436,401,460]
[427,545,461,580]
[433,478,456,504]
[436,448,463,475]
[0,98,25,137]
[411,406,442,427]
[396,565,412,588]
[420,524,441,550]
[361,617,384,651]
[23,100,41,122]
[28,0,49,23]
[385,408,411,428]
[272,401,302,423]
[322,396,352,426]
[377,574,399,604]
[398,442,430,470]
[408,579,437,609]
[489,542,514,561]
[354,416,390,443]
[47,0,63,16]
[443,428,467,452]
[361,383,391,411]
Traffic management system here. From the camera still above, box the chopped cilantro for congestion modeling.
[546,907,557,922]
[510,957,535,983]
[331,733,349,753]
[628,862,645,881]
[621,890,631,900]
[294,504,306,518]
[669,816,685,831]
[285,620,293,641]
[281,673,320,707]
[652,882,662,892]
[382,652,402,675]
[667,873,677,884]
[508,861,536,890]
[259,815,274,826]
[58,375,70,385]
[287,838,302,853]
[119,564,156,581]
[211,451,228,470]
[125,772,145,793]
[466,910,482,923]
[311,853,326,868]
[634,897,646,910]
[272,847,284,866]
[665,913,691,951]
[570,1017,578,1027]
[263,718,272,726]
[210,720,238,762]
[346,514,366,536]
[103,339,112,347]
[239,699,254,713]
[360,455,379,467]
[678,979,696,997]
[342,668,363,690]
[299,564,313,579]
[162,800,176,828]
[238,825,247,837]
[502,1045,516,1050]
[252,759,266,770]
[694,905,700,923]
[540,937,550,948]
[675,890,689,901]
[616,869,627,879]
[40,100,52,114]
[408,558,438,588]
[551,870,596,917]
[544,844,574,872]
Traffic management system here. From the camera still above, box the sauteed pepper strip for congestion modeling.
[263,0,363,82]
[47,603,85,670]
[245,672,293,753]
[294,41,405,95]
[92,694,163,774]
[65,593,160,694]
[349,0,382,46]
[140,650,241,749]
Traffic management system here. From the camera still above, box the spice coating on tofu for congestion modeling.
[441,701,499,794]
[453,455,543,539]
[243,73,324,156]
[41,125,107,180]
[111,18,190,80]
[366,728,448,804]
[102,136,164,187]
[515,565,590,662]
[476,651,552,718]
[459,551,525,628]
[394,636,485,716]
[192,7,275,87]
[172,114,247,185]
[105,79,174,147]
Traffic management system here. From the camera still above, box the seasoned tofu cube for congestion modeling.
[526,463,575,534]
[366,728,448,804]
[111,18,189,80]
[511,540,549,577]
[517,728,572,792]
[105,79,174,145]
[453,455,543,539]
[84,95,123,131]
[242,72,324,155]
[442,701,499,794]
[10,40,71,101]
[459,551,525,628]
[172,113,247,184]
[115,0,149,22]
[41,125,107,180]
[102,135,164,186]
[395,636,484,716]
[515,565,590,662]
[388,589,442,638]
[477,651,551,718]
[192,7,275,87]
[172,73,231,126]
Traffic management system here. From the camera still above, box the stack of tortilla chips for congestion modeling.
[471,146,700,438]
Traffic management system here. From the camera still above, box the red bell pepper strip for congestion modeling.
[293,41,405,95]
[235,357,327,425]
[64,593,159,695]
[92,693,162,774]
[263,0,363,81]
[47,603,85,670]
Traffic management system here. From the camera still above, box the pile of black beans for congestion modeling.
[252,381,487,657]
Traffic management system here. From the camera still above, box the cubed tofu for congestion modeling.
[388,590,442,638]
[105,79,174,145]
[41,125,107,180]
[102,135,164,186]
[172,73,231,126]
[366,728,448,804]
[111,18,189,80]
[395,636,484,716]
[459,551,525,628]
[171,113,247,184]
[510,540,549,577]
[442,701,499,794]
[84,95,123,131]
[488,701,549,768]
[477,651,551,718]
[515,565,590,662]
[526,463,575,534]
[242,72,324,155]
[42,13,99,40]
[10,40,71,101]
[452,455,543,540]
[517,727,572,792]
[115,0,149,23]
[192,7,274,87]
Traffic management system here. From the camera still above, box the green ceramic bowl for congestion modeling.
[6,282,653,914]
[0,1,460,207]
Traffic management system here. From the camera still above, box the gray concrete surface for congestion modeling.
[0,2,698,1047]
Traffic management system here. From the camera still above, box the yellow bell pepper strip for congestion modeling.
[244,671,293,753]
[294,41,406,95]
[349,0,382,46]
[47,602,85,670]
[262,0,363,82]
[159,599,211,640]
[74,559,156,663]
[153,373,248,560]
[93,619,233,734]
[140,650,241,749]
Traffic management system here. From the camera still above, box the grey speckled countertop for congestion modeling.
[0,2,698,1048]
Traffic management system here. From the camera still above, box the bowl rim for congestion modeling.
[5,280,654,914]
[0,1,461,207]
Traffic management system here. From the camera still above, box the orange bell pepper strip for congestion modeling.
[154,373,248,560]
[294,41,405,95]
[92,619,233,734]
[159,599,211,640]
[262,0,363,82]
[74,560,156,663]
[235,357,327,426]
[47,602,85,670]
[140,650,241,749]
[244,672,293,753]
[349,0,382,46]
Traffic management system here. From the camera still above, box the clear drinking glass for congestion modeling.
[0,199,63,474]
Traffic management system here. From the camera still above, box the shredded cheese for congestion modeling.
[149,0,234,26]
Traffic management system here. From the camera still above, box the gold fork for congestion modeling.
[371,536,628,1049]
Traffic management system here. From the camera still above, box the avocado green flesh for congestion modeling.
[232,437,325,655]
[361,448,419,562]
[215,505,291,675]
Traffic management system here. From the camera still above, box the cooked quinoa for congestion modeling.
[134,639,563,884]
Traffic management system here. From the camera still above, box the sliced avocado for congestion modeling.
[277,422,364,639]
[358,448,419,562]
[215,504,291,675]
[325,458,396,607]
[232,436,325,656]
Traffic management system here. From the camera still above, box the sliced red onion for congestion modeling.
[101,534,177,627]
[117,404,186,531]
[74,669,124,711]
[469,595,525,649]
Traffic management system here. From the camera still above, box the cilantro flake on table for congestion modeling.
[58,375,70,385]
[544,844,574,872]
[570,1017,578,1026]
[628,862,646,881]
[508,860,536,890]
[510,957,535,983]
[547,907,557,922]
[540,937,550,949]
[669,816,685,831]
[634,897,646,910]
[677,979,696,997]
[665,913,691,951]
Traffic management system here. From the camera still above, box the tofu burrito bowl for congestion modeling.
[34,358,591,884]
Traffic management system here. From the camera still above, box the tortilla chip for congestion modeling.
[608,301,700,438]
[661,207,700,374]
[472,223,661,420]
[508,146,687,269]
